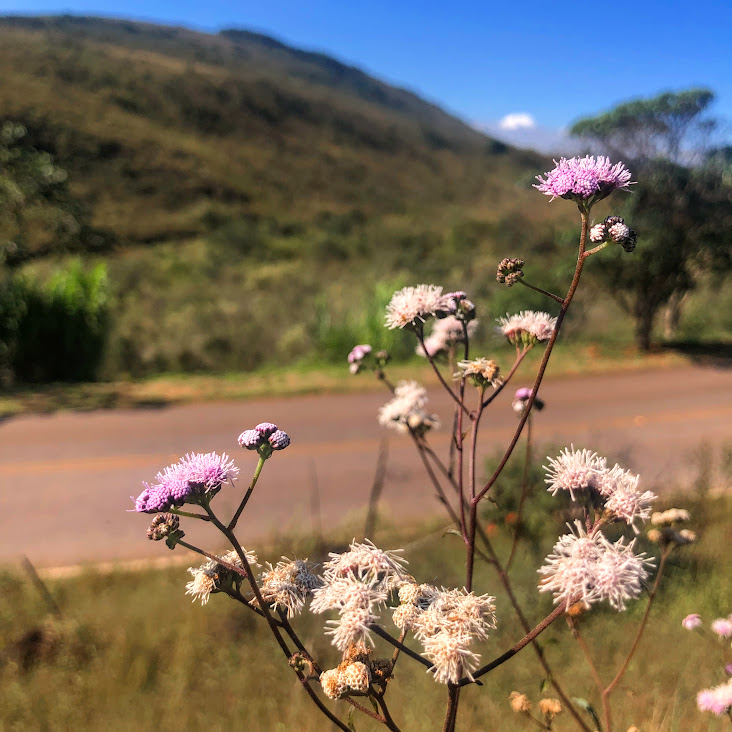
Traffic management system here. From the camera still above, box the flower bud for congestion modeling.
[589,224,607,243]
[496,257,525,286]
[268,429,291,450]
[509,691,532,714]
[147,513,182,541]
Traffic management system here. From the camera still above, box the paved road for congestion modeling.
[1,364,730,569]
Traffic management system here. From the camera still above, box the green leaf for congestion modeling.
[347,706,358,732]
[368,696,379,714]
[572,697,602,730]
[539,678,549,693]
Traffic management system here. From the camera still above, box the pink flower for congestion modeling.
[697,679,732,716]
[711,618,732,638]
[682,613,702,630]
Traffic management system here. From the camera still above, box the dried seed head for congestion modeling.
[538,698,563,718]
[509,691,532,714]
[147,513,180,541]
[320,669,347,700]
[343,662,371,693]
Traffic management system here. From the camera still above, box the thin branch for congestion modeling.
[415,329,470,416]
[601,547,671,732]
[506,415,532,572]
[228,455,266,531]
[518,278,565,304]
[481,347,530,409]
[458,600,569,686]
[566,615,605,694]
[344,697,386,724]
[369,624,433,671]
[364,437,389,539]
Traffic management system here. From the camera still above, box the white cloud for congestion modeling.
[498,113,537,131]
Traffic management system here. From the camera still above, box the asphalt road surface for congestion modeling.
[1,364,730,569]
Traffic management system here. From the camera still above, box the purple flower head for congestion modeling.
[348,344,372,364]
[515,387,532,401]
[255,422,278,437]
[512,387,544,413]
[711,618,732,638]
[535,156,633,207]
[238,429,262,450]
[269,429,291,450]
[682,613,702,630]
[726,665,732,676]
[132,452,238,513]
[697,679,732,716]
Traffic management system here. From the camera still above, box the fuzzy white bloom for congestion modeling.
[378,380,439,435]
[385,284,443,329]
[408,587,497,684]
[416,316,479,357]
[497,310,557,345]
[651,508,691,526]
[326,605,379,651]
[544,446,607,500]
[259,558,321,618]
[538,522,653,610]
[602,471,656,533]
[321,539,408,589]
[185,566,218,605]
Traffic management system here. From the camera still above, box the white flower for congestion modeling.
[185,566,218,605]
[651,508,691,526]
[258,558,321,618]
[378,381,438,435]
[538,522,653,610]
[497,310,557,345]
[602,471,656,533]
[321,539,408,589]
[544,446,607,500]
[416,316,479,357]
[454,357,502,388]
[421,631,480,684]
[385,284,443,330]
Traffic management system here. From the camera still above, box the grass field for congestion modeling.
[1,484,729,732]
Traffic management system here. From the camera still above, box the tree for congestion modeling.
[571,89,731,350]
[0,121,89,266]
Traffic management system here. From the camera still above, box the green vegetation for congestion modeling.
[1,487,729,731]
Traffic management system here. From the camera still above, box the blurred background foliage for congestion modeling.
[0,17,729,386]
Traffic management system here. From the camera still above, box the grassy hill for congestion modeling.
[0,16,586,379]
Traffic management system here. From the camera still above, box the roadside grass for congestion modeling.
[0,343,691,418]
[1,490,729,732]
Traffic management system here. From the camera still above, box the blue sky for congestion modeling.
[2,0,731,149]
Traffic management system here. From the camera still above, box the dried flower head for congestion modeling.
[455,358,502,389]
[498,311,557,347]
[385,284,443,330]
[320,668,348,700]
[535,156,633,207]
[343,661,371,693]
[509,691,532,714]
[146,513,180,541]
[538,698,563,719]
[496,258,525,286]
[259,558,321,617]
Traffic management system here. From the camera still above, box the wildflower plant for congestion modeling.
[129,158,696,731]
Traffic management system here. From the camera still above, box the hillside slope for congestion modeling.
[0,15,549,248]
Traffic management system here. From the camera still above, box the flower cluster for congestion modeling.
[312,541,407,652]
[378,380,439,435]
[238,422,291,457]
[534,156,633,206]
[185,548,258,605]
[647,507,696,546]
[385,284,445,330]
[498,311,556,347]
[392,582,497,684]
[454,357,501,389]
[589,215,637,252]
[538,521,653,611]
[416,316,478,358]
[544,446,656,531]
[133,452,239,513]
[496,257,525,286]
[319,642,392,700]
[435,290,476,322]
[257,558,321,618]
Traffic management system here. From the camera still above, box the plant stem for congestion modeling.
[506,415,532,572]
[228,455,266,531]
[600,546,671,732]
[442,685,461,732]
[566,616,605,694]
[518,278,564,304]
[481,347,530,409]
[368,624,433,671]
[416,328,470,416]
[168,507,211,521]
